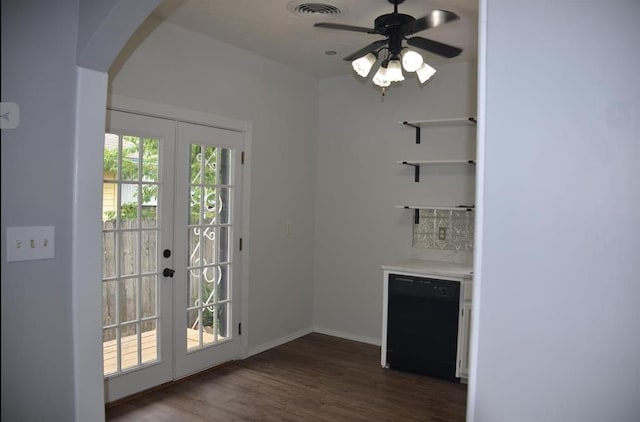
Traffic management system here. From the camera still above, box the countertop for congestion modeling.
[382,259,473,279]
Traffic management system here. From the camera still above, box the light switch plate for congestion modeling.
[7,226,55,262]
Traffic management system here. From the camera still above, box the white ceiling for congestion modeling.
[152,0,478,78]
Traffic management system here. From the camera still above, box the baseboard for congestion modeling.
[247,327,313,357]
[313,326,381,346]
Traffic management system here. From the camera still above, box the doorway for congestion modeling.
[102,110,246,402]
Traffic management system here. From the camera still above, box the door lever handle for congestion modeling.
[163,268,175,278]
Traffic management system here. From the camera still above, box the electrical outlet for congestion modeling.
[438,227,447,240]
[7,226,55,262]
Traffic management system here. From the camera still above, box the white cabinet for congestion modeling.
[456,281,473,379]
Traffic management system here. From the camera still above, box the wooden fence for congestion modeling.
[102,220,213,341]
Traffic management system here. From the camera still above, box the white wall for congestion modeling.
[314,62,477,343]
[1,1,79,419]
[109,20,318,351]
[470,1,640,421]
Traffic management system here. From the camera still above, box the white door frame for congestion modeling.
[107,95,252,364]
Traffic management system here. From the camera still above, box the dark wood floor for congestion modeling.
[106,333,467,421]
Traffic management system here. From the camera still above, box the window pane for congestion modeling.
[141,320,157,365]
[140,230,156,274]
[103,133,119,181]
[103,327,117,375]
[218,187,230,224]
[141,184,158,225]
[202,226,216,265]
[189,228,201,267]
[187,309,200,350]
[121,136,140,181]
[187,268,201,308]
[102,280,117,326]
[102,183,118,221]
[217,303,229,340]
[142,138,159,182]
[201,266,217,306]
[203,146,217,185]
[203,304,215,346]
[102,230,117,278]
[141,276,157,318]
[119,184,139,228]
[120,231,138,276]
[219,226,229,263]
[203,187,217,223]
[120,323,139,370]
[219,148,230,185]
[190,144,202,184]
[217,265,229,301]
[190,186,201,225]
[119,278,138,323]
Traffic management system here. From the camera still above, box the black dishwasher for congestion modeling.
[386,273,460,381]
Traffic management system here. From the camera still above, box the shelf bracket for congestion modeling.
[401,206,421,224]
[457,205,476,212]
[401,161,420,182]
[403,121,421,144]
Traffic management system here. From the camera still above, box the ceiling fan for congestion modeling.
[314,0,462,88]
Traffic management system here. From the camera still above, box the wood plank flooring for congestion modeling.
[106,333,467,421]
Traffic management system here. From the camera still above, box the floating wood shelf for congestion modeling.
[397,160,476,182]
[395,205,475,224]
[401,117,477,144]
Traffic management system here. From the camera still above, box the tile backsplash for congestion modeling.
[413,209,474,251]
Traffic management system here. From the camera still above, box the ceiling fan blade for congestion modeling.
[406,36,462,58]
[402,9,460,36]
[343,40,388,62]
[314,22,377,34]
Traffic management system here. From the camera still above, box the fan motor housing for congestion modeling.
[374,13,415,34]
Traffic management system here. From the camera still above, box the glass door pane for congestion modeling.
[186,145,233,349]
[102,133,161,375]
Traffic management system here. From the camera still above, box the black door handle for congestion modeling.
[163,268,175,278]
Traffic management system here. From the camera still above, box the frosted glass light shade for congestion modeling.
[352,53,378,78]
[386,60,405,82]
[416,62,437,83]
[401,49,424,72]
[372,65,391,87]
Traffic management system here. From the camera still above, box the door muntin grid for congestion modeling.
[186,145,233,350]
[102,133,162,376]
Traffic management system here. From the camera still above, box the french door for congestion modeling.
[102,110,244,403]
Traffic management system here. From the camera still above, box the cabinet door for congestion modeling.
[457,301,472,378]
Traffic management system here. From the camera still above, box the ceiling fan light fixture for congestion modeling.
[386,59,405,82]
[352,53,378,78]
[314,3,462,92]
[401,48,424,72]
[416,62,437,83]
[372,64,391,87]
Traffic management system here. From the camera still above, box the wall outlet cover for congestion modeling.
[438,227,447,240]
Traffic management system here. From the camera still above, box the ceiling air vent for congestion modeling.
[288,2,344,18]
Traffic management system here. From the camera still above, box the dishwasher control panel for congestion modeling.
[388,275,459,300]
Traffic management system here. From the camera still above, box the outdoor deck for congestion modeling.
[103,328,214,375]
